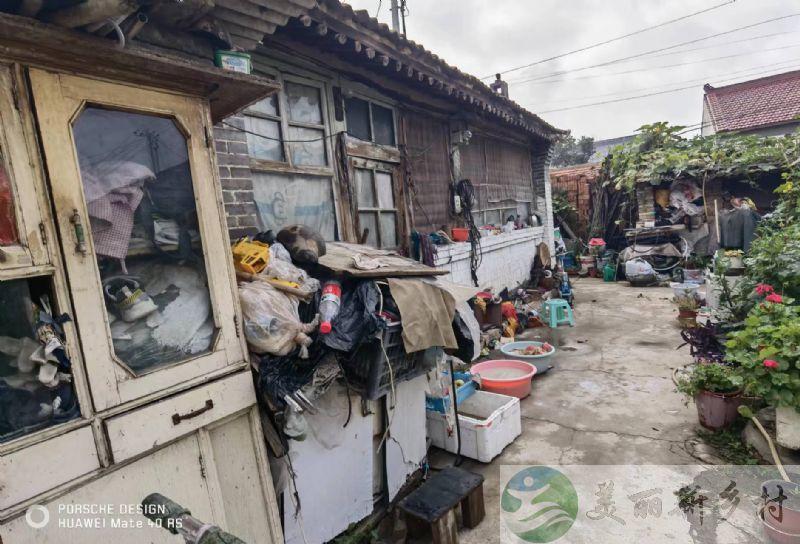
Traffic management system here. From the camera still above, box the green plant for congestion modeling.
[676,363,743,398]
[744,221,800,300]
[697,424,761,465]
[726,293,800,409]
[710,254,756,324]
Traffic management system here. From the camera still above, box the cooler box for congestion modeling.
[426,389,521,463]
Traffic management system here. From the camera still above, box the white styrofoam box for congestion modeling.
[426,390,521,463]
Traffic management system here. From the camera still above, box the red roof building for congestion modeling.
[702,70,800,136]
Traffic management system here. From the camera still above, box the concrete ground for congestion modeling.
[442,278,701,542]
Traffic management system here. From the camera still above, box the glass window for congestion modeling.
[245,116,284,162]
[372,104,395,146]
[0,147,18,245]
[0,276,80,442]
[345,97,371,141]
[72,107,216,374]
[287,126,326,167]
[249,94,279,117]
[344,95,396,147]
[251,172,336,240]
[354,167,398,249]
[285,82,322,125]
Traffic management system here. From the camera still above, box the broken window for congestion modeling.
[355,167,397,248]
[71,107,216,374]
[244,80,328,167]
[251,172,336,241]
[345,96,396,146]
[0,276,79,442]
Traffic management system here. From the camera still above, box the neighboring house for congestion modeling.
[589,135,635,162]
[702,70,800,136]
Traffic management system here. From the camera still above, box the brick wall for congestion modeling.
[214,115,259,240]
[550,164,598,226]
[434,227,546,289]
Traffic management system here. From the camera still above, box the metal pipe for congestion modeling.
[124,11,148,41]
[108,18,125,47]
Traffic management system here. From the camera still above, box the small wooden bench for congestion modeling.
[397,466,485,544]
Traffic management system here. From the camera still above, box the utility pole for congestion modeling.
[390,0,401,34]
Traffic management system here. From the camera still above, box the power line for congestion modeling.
[513,13,800,85]
[529,59,800,109]
[481,0,736,80]
[534,63,800,114]
[505,30,800,85]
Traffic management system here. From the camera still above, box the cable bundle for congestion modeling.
[449,179,482,286]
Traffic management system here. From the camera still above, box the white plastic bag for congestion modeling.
[625,257,655,279]
[239,281,319,357]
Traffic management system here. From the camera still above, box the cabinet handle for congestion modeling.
[171,399,214,425]
[69,209,88,255]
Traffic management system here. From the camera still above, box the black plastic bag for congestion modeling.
[320,280,384,353]
[452,313,476,363]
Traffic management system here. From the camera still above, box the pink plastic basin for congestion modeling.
[470,359,537,398]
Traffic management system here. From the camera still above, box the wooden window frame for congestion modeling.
[344,93,398,148]
[352,160,399,249]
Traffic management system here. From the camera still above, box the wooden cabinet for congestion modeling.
[0,60,281,543]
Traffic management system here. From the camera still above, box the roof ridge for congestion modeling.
[704,69,800,95]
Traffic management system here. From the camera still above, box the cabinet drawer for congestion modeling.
[105,371,256,463]
[0,426,100,511]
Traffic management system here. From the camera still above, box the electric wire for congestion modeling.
[511,13,800,85]
[481,0,737,79]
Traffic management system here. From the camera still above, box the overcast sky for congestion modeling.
[343,0,800,140]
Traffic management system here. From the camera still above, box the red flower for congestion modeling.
[766,293,784,304]
[756,284,775,296]
[763,359,779,369]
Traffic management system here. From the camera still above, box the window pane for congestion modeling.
[375,171,394,208]
[73,107,215,374]
[345,97,371,141]
[379,212,397,248]
[252,172,336,240]
[358,212,378,248]
[0,155,18,245]
[0,276,80,442]
[245,116,284,162]
[355,168,376,208]
[286,82,323,125]
[248,94,279,117]
[287,126,327,166]
[372,104,395,146]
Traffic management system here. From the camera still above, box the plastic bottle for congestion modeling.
[319,280,342,334]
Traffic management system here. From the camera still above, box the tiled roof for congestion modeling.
[703,70,800,133]
[550,163,599,182]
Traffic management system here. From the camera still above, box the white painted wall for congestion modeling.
[434,227,547,290]
[386,374,428,501]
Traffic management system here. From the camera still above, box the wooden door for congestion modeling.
[29,70,245,411]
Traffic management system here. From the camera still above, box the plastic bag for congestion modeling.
[259,258,320,298]
[625,257,655,279]
[452,301,480,362]
[239,281,319,357]
[320,281,383,353]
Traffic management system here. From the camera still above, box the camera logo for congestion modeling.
[25,505,50,529]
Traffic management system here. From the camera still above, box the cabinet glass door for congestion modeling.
[30,70,245,410]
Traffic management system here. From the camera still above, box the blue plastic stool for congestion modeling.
[542,299,575,328]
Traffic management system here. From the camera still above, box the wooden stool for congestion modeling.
[398,467,485,544]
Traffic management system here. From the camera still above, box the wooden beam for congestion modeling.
[364,46,375,59]
[299,14,312,27]
[353,39,362,52]
[315,21,327,36]
[335,32,347,44]
[394,59,403,71]
[378,54,390,67]
[0,13,279,123]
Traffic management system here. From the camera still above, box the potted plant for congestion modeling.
[722,249,745,274]
[676,363,743,430]
[674,295,700,328]
[726,288,800,449]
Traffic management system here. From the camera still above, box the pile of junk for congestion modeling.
[231,224,551,479]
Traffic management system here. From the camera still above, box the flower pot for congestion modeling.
[761,480,800,542]
[776,407,800,450]
[694,389,741,430]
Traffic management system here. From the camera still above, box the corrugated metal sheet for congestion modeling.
[404,111,451,229]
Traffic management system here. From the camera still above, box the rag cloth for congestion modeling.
[387,278,457,353]
[81,161,155,259]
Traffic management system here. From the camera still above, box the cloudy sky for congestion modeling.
[343,0,800,141]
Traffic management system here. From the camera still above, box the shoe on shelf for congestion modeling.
[103,276,158,322]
